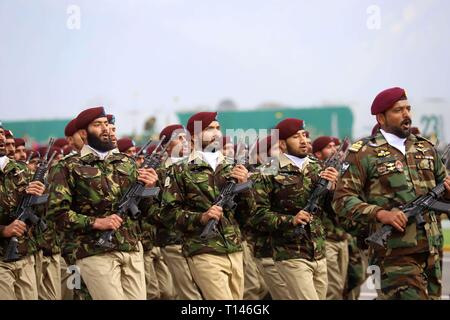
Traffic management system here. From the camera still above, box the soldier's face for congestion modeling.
[283,130,309,158]
[0,128,5,155]
[378,100,412,138]
[167,131,189,158]
[14,145,27,161]
[5,138,15,158]
[109,124,117,147]
[125,146,137,157]
[200,121,222,152]
[85,117,114,152]
[314,142,337,161]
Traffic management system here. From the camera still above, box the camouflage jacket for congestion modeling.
[37,155,78,257]
[332,131,447,258]
[245,166,276,259]
[46,145,153,260]
[318,159,348,242]
[250,153,327,261]
[141,157,185,251]
[160,151,254,257]
[0,158,38,260]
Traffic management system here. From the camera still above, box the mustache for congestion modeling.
[401,118,412,126]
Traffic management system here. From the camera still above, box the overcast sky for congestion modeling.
[1,0,449,137]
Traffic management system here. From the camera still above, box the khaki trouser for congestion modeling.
[76,242,146,300]
[60,256,74,300]
[0,254,38,300]
[161,244,202,300]
[188,252,244,300]
[34,251,61,300]
[275,258,328,300]
[143,246,176,300]
[255,257,293,300]
[242,241,268,300]
[325,239,349,300]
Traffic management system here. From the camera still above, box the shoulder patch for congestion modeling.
[349,140,364,153]
[415,135,435,146]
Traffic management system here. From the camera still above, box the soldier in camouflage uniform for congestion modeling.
[160,112,253,300]
[117,138,176,300]
[250,119,339,300]
[107,114,117,148]
[46,107,158,300]
[249,135,294,300]
[312,136,349,300]
[333,87,450,300]
[148,124,203,300]
[0,121,46,299]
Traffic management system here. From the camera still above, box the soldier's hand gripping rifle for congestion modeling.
[4,138,56,262]
[96,137,169,249]
[200,142,253,240]
[293,138,350,237]
[365,182,450,248]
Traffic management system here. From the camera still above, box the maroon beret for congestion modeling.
[54,138,69,149]
[275,118,305,140]
[371,87,407,115]
[159,124,185,145]
[4,130,13,139]
[64,118,78,137]
[117,138,135,153]
[371,123,381,136]
[312,136,333,154]
[106,114,115,125]
[75,106,106,130]
[37,146,62,158]
[331,137,341,146]
[411,127,421,135]
[186,112,217,136]
[14,138,26,147]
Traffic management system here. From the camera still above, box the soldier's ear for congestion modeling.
[279,140,287,153]
[79,129,88,140]
[376,114,385,127]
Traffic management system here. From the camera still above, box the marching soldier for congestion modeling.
[14,138,27,162]
[107,114,118,148]
[312,136,349,300]
[46,106,158,300]
[149,124,203,300]
[160,112,253,300]
[0,121,46,299]
[333,87,450,299]
[250,118,339,300]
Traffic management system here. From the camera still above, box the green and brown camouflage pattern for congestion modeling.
[333,131,447,299]
[160,151,253,257]
[0,158,38,259]
[46,145,153,260]
[142,158,184,251]
[332,131,447,258]
[250,153,327,261]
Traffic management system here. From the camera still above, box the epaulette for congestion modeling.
[415,135,435,147]
[308,155,319,163]
[349,137,371,153]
